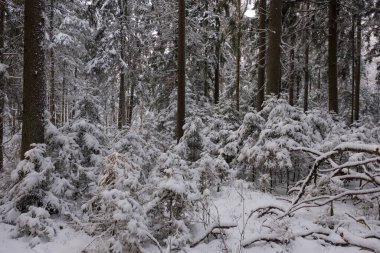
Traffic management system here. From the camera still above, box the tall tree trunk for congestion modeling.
[327,0,339,114]
[61,65,66,127]
[303,1,310,112]
[256,0,266,111]
[21,0,46,157]
[0,0,5,171]
[127,78,134,126]
[289,35,295,106]
[266,0,282,96]
[118,1,127,129]
[214,41,220,104]
[49,0,56,124]
[235,0,241,111]
[118,67,126,129]
[176,0,186,142]
[350,11,355,124]
[303,45,309,112]
[111,96,116,126]
[354,13,361,121]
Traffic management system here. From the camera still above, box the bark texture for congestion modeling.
[0,0,5,171]
[354,14,361,121]
[176,0,186,142]
[266,0,282,96]
[328,0,338,114]
[256,0,266,111]
[21,0,46,157]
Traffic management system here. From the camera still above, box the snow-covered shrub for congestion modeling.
[14,207,55,243]
[195,154,229,193]
[147,151,200,247]
[258,173,271,192]
[83,153,149,252]
[246,99,312,189]
[0,145,59,240]
[236,112,265,180]
[174,117,204,162]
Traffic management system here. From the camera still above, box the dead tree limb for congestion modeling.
[190,222,237,248]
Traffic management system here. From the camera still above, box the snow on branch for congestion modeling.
[190,222,238,248]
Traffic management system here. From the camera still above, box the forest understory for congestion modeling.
[1,0,380,252]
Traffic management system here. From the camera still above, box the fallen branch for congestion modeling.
[190,222,237,248]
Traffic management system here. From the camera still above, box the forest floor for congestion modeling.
[0,181,374,253]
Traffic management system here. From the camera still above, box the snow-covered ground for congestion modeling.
[0,222,93,253]
[0,182,376,253]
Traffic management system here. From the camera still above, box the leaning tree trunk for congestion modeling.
[0,0,5,171]
[256,0,266,111]
[354,13,361,122]
[266,0,282,96]
[327,0,338,114]
[21,0,46,157]
[176,0,186,142]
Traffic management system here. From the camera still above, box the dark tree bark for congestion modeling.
[61,62,66,127]
[289,35,295,106]
[127,79,134,126]
[235,0,241,111]
[214,4,220,105]
[354,14,361,121]
[0,0,5,171]
[214,41,220,105]
[256,0,266,111]
[118,1,127,129]
[350,11,355,124]
[49,0,56,124]
[327,0,339,114]
[118,67,126,129]
[21,0,46,157]
[303,1,309,112]
[266,0,282,96]
[176,0,186,142]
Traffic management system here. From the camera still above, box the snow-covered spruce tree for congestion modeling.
[57,95,107,199]
[235,112,265,181]
[146,150,200,248]
[83,152,150,253]
[0,144,57,244]
[0,95,107,242]
[244,97,313,191]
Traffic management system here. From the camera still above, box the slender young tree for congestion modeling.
[327,0,338,114]
[266,0,282,96]
[21,0,46,157]
[176,0,186,142]
[0,0,5,171]
[256,0,266,111]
